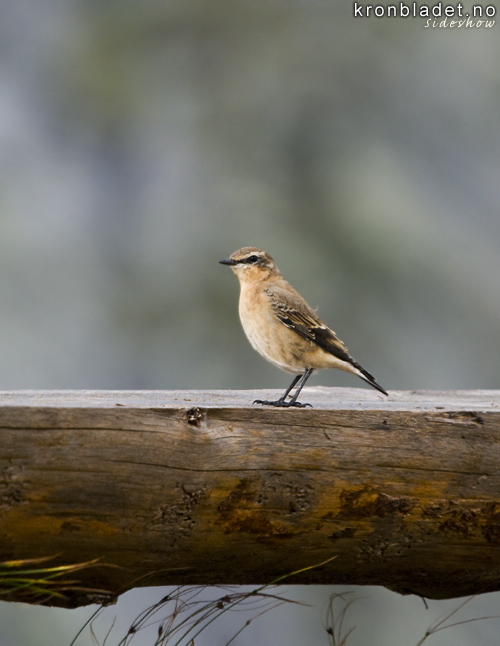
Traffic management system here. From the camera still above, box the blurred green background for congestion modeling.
[1,0,499,644]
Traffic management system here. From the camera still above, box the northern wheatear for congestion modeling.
[220,247,388,407]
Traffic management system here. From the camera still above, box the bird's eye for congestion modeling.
[247,255,259,264]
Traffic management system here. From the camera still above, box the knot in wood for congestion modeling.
[186,407,203,426]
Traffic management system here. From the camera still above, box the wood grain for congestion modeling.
[1,388,500,606]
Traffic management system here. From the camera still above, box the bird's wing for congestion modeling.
[265,284,388,396]
[264,286,353,364]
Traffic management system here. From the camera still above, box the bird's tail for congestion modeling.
[351,360,389,396]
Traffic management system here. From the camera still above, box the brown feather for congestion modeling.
[265,285,388,396]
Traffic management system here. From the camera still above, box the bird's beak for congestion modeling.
[219,259,237,266]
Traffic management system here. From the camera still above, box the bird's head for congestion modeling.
[220,247,277,282]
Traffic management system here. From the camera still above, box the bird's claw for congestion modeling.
[253,399,312,408]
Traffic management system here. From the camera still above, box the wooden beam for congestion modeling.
[1,388,500,607]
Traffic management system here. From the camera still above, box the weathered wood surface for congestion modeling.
[1,388,500,606]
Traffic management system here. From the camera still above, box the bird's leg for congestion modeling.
[287,367,313,406]
[254,370,313,408]
[278,374,302,402]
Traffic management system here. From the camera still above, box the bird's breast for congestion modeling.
[238,284,307,374]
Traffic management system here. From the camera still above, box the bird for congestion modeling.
[220,247,388,407]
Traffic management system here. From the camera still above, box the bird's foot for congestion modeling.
[253,399,312,408]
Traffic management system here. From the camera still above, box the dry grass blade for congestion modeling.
[416,596,500,646]
[169,558,336,646]
[78,556,337,646]
[325,592,359,646]
[0,557,110,604]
